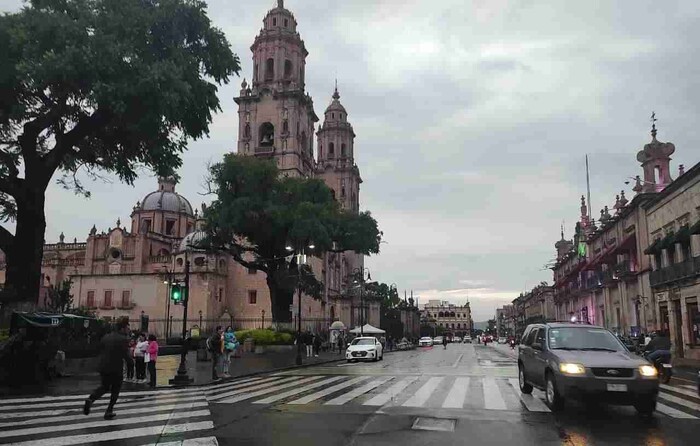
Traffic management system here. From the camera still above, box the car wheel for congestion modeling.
[518,364,533,394]
[634,397,656,416]
[544,372,564,411]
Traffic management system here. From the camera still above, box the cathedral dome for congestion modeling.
[140,177,194,216]
[324,87,347,119]
[179,230,208,252]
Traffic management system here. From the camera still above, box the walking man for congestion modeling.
[209,326,224,380]
[84,316,130,420]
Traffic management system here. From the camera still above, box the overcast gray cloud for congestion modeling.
[2,0,700,321]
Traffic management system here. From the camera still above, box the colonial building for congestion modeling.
[511,284,555,337]
[420,299,473,337]
[644,160,700,364]
[0,0,381,335]
[496,304,515,337]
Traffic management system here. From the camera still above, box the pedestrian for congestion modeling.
[134,334,148,382]
[208,326,224,380]
[313,333,322,357]
[305,331,313,358]
[146,334,158,388]
[337,333,344,355]
[83,316,130,420]
[223,326,238,378]
[125,334,136,382]
[442,335,448,350]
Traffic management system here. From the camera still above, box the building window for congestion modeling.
[284,18,288,27]
[248,267,256,275]
[165,219,176,236]
[103,290,113,308]
[264,58,274,81]
[248,290,257,304]
[341,143,346,157]
[244,123,251,138]
[284,60,292,79]
[328,142,334,157]
[121,290,131,308]
[86,290,95,308]
[176,257,184,267]
[219,259,225,270]
[272,18,277,26]
[141,219,151,233]
[219,288,223,303]
[332,113,335,119]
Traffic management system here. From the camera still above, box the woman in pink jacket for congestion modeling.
[146,334,159,388]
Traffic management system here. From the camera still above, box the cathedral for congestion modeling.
[0,0,379,336]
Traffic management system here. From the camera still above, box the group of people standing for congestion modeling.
[209,325,239,380]
[125,333,159,387]
[298,330,324,357]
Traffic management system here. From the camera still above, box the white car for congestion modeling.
[433,336,444,344]
[497,337,507,344]
[463,337,472,344]
[453,336,462,343]
[419,336,433,347]
[346,337,384,362]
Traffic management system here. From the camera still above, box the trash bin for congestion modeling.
[244,338,254,353]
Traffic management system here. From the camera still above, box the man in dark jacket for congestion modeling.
[645,330,672,362]
[84,316,131,420]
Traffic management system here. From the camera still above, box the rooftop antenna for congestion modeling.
[651,111,657,138]
[585,154,592,222]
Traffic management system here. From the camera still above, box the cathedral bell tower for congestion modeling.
[234,0,318,177]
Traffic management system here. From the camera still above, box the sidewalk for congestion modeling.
[0,347,345,398]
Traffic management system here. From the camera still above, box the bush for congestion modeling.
[234,329,294,346]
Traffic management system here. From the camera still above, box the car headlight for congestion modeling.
[559,363,586,375]
[367,348,375,352]
[639,365,658,377]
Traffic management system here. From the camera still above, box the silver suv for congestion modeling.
[517,323,659,415]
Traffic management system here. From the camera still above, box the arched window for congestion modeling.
[438,311,444,317]
[282,119,289,134]
[341,143,346,157]
[318,143,323,159]
[259,122,274,146]
[264,58,274,81]
[272,18,277,26]
[450,312,455,317]
[329,142,334,156]
[157,248,170,256]
[284,60,293,79]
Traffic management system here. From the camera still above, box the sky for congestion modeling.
[2,0,700,321]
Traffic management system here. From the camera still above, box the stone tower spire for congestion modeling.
[234,1,318,176]
[636,112,675,193]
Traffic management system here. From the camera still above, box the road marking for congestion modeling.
[0,400,209,429]
[0,409,211,439]
[207,376,301,401]
[364,376,419,406]
[507,378,550,412]
[6,421,214,446]
[402,377,443,407]
[253,376,347,404]
[288,376,369,404]
[482,376,507,410]
[204,376,281,395]
[141,437,219,446]
[452,354,464,368]
[660,383,700,399]
[657,402,699,419]
[442,377,470,408]
[215,376,328,404]
[658,392,700,412]
[324,377,394,405]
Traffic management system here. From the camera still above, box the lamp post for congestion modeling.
[286,240,315,366]
[163,269,173,339]
[352,268,371,336]
[170,245,194,386]
[262,310,265,329]
[199,310,203,330]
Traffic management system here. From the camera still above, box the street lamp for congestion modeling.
[352,268,371,336]
[169,244,196,386]
[199,310,203,330]
[287,240,315,366]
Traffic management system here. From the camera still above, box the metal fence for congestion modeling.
[127,317,334,339]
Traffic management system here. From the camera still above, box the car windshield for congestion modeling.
[548,327,625,352]
[351,339,375,346]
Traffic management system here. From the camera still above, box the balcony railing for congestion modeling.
[147,255,171,264]
[650,256,700,287]
[42,258,85,268]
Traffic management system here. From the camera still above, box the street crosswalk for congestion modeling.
[0,373,698,444]
[206,373,700,420]
[0,388,219,446]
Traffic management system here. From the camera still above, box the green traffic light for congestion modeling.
[171,284,182,303]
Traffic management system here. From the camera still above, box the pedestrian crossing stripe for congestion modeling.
[209,374,700,419]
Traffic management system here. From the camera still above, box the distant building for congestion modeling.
[511,284,555,337]
[420,299,473,337]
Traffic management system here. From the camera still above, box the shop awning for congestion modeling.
[644,238,662,255]
[658,232,676,250]
[673,225,691,244]
[690,220,700,235]
[11,312,97,330]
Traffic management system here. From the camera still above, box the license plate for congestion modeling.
[607,384,627,392]
[662,364,672,368]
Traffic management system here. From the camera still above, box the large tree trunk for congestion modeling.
[0,189,46,326]
[266,274,294,323]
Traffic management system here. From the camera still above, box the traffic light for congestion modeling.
[171,283,183,304]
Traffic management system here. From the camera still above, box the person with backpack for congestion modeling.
[222,326,238,378]
[208,326,224,380]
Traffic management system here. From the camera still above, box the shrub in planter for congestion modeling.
[234,329,294,346]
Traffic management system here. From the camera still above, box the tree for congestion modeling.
[0,0,240,313]
[204,154,382,322]
[44,279,73,313]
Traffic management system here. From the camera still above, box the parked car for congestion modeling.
[463,337,472,344]
[419,336,434,347]
[517,323,659,415]
[346,336,384,362]
[498,337,507,344]
[433,336,444,345]
[453,336,462,343]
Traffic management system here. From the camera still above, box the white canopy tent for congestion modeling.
[349,324,385,335]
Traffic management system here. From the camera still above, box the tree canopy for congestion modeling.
[204,154,382,322]
[0,0,240,308]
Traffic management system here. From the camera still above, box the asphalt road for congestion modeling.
[1,343,698,445]
[208,343,700,446]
